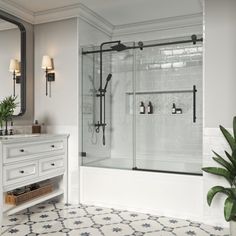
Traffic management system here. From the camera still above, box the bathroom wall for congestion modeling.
[34,17,110,203]
[34,18,79,203]
[202,0,236,226]
[205,0,236,128]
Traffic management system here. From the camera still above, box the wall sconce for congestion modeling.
[41,55,55,97]
[9,59,20,97]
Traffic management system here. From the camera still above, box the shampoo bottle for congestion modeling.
[172,103,176,114]
[140,102,145,114]
[147,101,153,114]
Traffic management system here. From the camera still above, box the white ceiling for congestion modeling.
[2,0,203,26]
[78,0,203,25]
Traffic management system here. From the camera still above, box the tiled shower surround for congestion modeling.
[81,38,203,174]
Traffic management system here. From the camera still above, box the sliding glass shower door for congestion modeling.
[134,39,203,174]
[81,36,203,175]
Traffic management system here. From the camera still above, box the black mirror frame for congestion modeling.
[0,10,26,116]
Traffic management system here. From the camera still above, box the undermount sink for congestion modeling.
[0,134,41,139]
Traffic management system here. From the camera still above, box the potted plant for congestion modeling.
[202,117,236,235]
[0,96,17,135]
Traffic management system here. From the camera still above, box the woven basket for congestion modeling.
[5,184,53,206]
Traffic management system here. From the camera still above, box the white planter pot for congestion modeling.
[230,221,236,236]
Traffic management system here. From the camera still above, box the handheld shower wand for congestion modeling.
[102,73,112,145]
[104,73,112,91]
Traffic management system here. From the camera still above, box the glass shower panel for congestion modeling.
[110,46,135,169]
[81,46,111,166]
[134,39,203,174]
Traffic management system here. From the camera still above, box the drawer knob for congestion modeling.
[20,149,25,152]
[51,145,55,148]
[51,163,55,166]
[19,170,24,174]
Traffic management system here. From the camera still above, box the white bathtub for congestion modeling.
[80,165,204,223]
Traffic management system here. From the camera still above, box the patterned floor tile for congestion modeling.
[173,226,210,236]
[119,211,149,221]
[31,220,63,234]
[58,207,87,219]
[200,223,229,235]
[100,223,134,236]
[29,211,59,222]
[63,216,94,229]
[70,228,103,236]
[144,231,174,236]
[1,202,229,236]
[85,206,113,215]
[92,213,123,225]
[158,216,190,228]
[2,214,28,226]
[2,224,30,236]
[55,202,79,210]
[29,202,55,213]
[130,219,163,233]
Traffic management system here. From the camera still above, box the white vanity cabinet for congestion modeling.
[0,134,69,228]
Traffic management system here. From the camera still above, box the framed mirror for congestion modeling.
[0,10,26,116]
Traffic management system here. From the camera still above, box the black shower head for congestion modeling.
[111,42,127,52]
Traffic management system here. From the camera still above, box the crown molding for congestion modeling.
[0,1,113,36]
[113,13,203,37]
[77,4,113,36]
[0,0,34,23]
[34,3,113,36]
[0,1,202,38]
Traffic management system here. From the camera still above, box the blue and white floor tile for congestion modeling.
[2,201,229,235]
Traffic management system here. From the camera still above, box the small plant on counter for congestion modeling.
[202,117,236,235]
[0,96,17,135]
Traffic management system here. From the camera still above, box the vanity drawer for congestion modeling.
[39,156,65,176]
[3,140,65,163]
[3,161,38,186]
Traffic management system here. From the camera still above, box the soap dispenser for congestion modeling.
[32,120,41,134]
[147,101,153,114]
[139,102,145,114]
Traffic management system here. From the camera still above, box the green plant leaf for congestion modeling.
[234,117,236,141]
[0,96,17,122]
[225,151,236,169]
[202,167,233,186]
[207,186,230,206]
[212,151,235,173]
[224,197,235,221]
[220,125,236,152]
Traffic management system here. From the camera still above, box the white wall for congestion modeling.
[202,0,236,227]
[205,0,236,128]
[33,17,110,203]
[34,18,79,203]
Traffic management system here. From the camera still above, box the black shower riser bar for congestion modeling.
[82,37,203,55]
